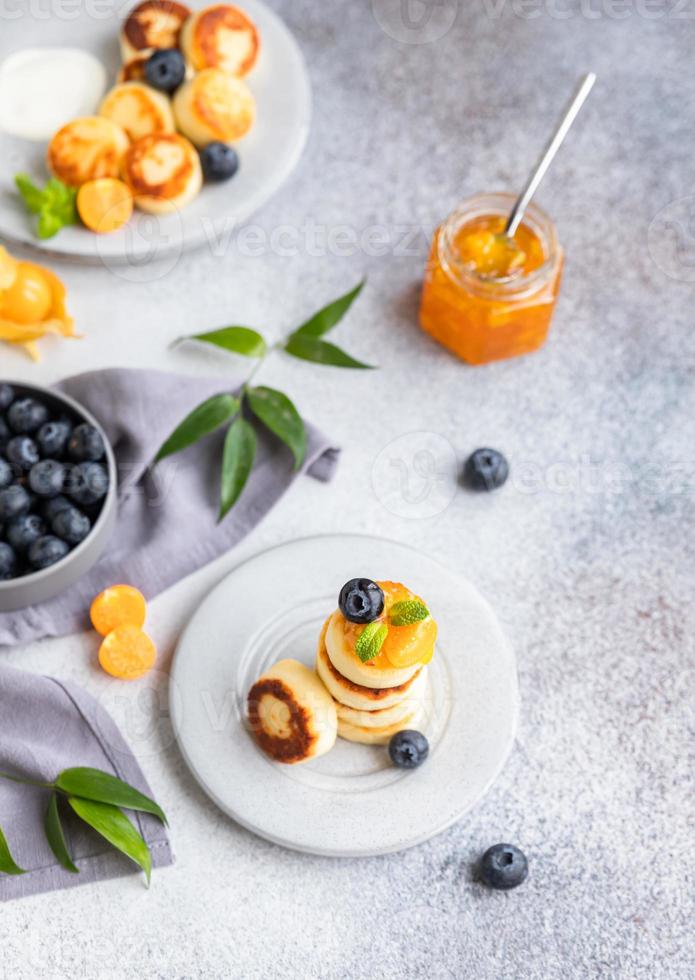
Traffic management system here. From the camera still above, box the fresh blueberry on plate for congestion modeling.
[0,383,14,412]
[0,484,31,521]
[479,843,528,890]
[6,513,46,552]
[464,448,509,492]
[7,397,49,434]
[388,730,429,769]
[145,48,186,94]
[52,505,91,545]
[6,435,39,473]
[29,459,66,498]
[37,419,72,459]
[0,541,17,580]
[339,578,385,624]
[67,423,105,462]
[65,461,109,505]
[0,457,12,489]
[200,142,240,182]
[28,535,69,570]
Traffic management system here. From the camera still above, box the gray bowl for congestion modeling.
[0,382,117,612]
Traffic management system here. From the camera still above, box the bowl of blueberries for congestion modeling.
[0,381,117,612]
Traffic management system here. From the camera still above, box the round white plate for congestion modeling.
[170,534,519,857]
[0,0,310,264]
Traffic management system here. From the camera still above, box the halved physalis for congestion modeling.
[98,624,156,680]
[378,581,437,670]
[90,584,147,636]
[77,178,133,234]
[0,246,76,361]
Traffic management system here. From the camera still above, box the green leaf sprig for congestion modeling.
[15,174,78,240]
[0,766,167,885]
[157,279,372,521]
[354,600,432,662]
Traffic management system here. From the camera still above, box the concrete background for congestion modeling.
[1,0,694,977]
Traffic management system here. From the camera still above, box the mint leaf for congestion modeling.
[155,393,239,462]
[68,797,151,885]
[0,823,25,876]
[15,174,45,214]
[219,416,256,520]
[247,386,306,470]
[45,793,78,874]
[291,279,365,339]
[390,600,430,626]
[355,622,388,662]
[36,208,63,240]
[184,326,267,359]
[56,768,167,826]
[284,335,374,369]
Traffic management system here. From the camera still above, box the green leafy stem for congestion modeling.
[0,767,167,885]
[155,278,373,521]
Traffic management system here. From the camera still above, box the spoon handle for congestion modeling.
[505,72,596,237]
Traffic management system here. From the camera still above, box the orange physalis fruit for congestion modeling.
[90,584,147,636]
[77,178,133,234]
[98,625,156,680]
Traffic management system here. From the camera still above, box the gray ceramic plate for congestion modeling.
[0,382,117,612]
[170,534,519,857]
[0,0,311,264]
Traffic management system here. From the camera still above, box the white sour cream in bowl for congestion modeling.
[0,48,107,141]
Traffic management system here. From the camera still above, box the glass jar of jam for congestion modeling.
[419,193,564,365]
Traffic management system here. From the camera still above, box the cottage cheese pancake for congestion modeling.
[100,82,175,142]
[120,0,192,63]
[47,116,129,187]
[173,68,255,148]
[181,4,260,76]
[122,131,202,213]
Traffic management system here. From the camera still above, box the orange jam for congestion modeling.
[420,193,564,365]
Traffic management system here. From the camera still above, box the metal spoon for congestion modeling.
[504,72,596,238]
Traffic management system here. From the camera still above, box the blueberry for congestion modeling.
[145,48,186,94]
[6,513,46,552]
[200,142,240,182]
[29,459,65,498]
[52,505,91,545]
[7,397,49,434]
[479,843,528,890]
[0,384,14,412]
[67,423,105,462]
[0,416,9,450]
[65,461,109,505]
[0,457,12,489]
[37,419,72,459]
[388,730,429,769]
[0,484,31,520]
[0,541,17,580]
[464,448,509,492]
[28,535,69,570]
[6,435,39,473]
[338,578,385,624]
[42,494,72,522]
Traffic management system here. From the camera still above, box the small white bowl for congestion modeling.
[0,381,117,612]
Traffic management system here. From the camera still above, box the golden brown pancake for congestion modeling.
[247,659,337,763]
[180,4,260,76]
[316,619,425,711]
[122,132,201,213]
[47,116,130,188]
[173,68,255,148]
[100,82,175,142]
[121,0,191,61]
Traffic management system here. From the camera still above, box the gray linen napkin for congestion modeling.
[0,661,173,902]
[0,367,340,646]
